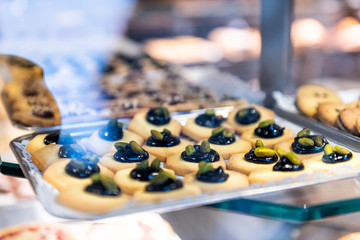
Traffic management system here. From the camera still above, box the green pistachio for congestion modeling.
[324,144,333,156]
[108,119,118,127]
[198,161,213,174]
[163,128,171,135]
[298,137,314,147]
[334,145,350,155]
[136,159,149,170]
[185,145,196,156]
[297,128,311,137]
[205,109,215,115]
[150,170,175,185]
[237,109,249,118]
[255,140,264,148]
[151,130,164,140]
[100,175,119,191]
[151,158,161,171]
[254,147,276,157]
[114,142,128,151]
[200,140,211,153]
[276,147,287,157]
[212,127,225,136]
[312,136,323,147]
[223,130,234,138]
[161,169,176,180]
[153,108,163,116]
[117,122,123,129]
[258,120,275,128]
[129,141,145,154]
[285,152,302,165]
[162,107,170,119]
[90,173,101,182]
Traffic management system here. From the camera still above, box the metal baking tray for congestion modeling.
[9,107,360,220]
[273,90,360,152]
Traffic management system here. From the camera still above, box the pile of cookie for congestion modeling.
[23,104,360,216]
[1,56,61,127]
[296,84,360,136]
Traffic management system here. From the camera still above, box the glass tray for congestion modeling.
[8,107,360,221]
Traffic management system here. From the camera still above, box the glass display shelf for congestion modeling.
[2,158,360,223]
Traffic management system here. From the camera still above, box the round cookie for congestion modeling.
[296,84,342,118]
[184,165,248,193]
[207,138,252,160]
[26,132,76,155]
[227,152,278,175]
[56,174,129,214]
[43,159,114,191]
[226,105,275,135]
[31,144,62,172]
[337,107,360,136]
[317,102,344,127]
[128,108,181,139]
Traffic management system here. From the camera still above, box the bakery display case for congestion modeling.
[2,0,360,239]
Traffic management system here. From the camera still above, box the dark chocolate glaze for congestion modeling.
[208,133,235,145]
[65,159,100,178]
[291,136,328,154]
[322,152,353,164]
[113,145,149,163]
[145,178,183,192]
[98,123,123,141]
[195,113,225,128]
[196,167,229,183]
[43,132,75,145]
[273,156,304,172]
[146,108,170,126]
[244,149,278,164]
[85,181,121,196]
[235,107,260,125]
[181,145,220,163]
[254,124,284,139]
[130,168,159,181]
[146,131,180,147]
[58,144,86,159]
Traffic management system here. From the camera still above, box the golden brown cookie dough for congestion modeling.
[128,109,181,139]
[227,153,278,175]
[241,128,294,149]
[26,133,51,154]
[114,168,175,195]
[86,129,144,156]
[317,102,345,127]
[248,167,312,184]
[99,152,156,173]
[143,139,193,162]
[184,170,249,193]
[337,107,360,136]
[133,184,201,202]
[296,84,342,118]
[202,139,252,160]
[226,105,275,135]
[56,185,129,214]
[31,144,62,172]
[274,139,325,161]
[43,159,114,191]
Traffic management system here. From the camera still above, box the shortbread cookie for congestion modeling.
[166,140,226,176]
[241,120,294,148]
[142,129,192,162]
[184,162,248,193]
[296,84,342,118]
[226,105,275,134]
[227,140,279,175]
[182,109,234,141]
[99,141,156,172]
[133,171,201,202]
[128,107,181,139]
[337,107,360,136]
[43,158,113,191]
[305,144,360,173]
[201,127,251,159]
[86,119,144,156]
[317,102,345,127]
[56,174,129,214]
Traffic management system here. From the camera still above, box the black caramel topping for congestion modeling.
[235,107,260,125]
[130,159,161,181]
[244,149,278,164]
[98,119,124,141]
[196,166,229,183]
[181,145,220,163]
[145,178,183,192]
[322,152,353,164]
[291,136,328,154]
[273,156,304,172]
[254,122,284,139]
[146,129,180,147]
[85,181,121,196]
[146,107,170,126]
[195,110,225,128]
[58,144,86,159]
[43,131,75,145]
[65,157,100,178]
[113,141,149,163]
[208,127,235,145]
